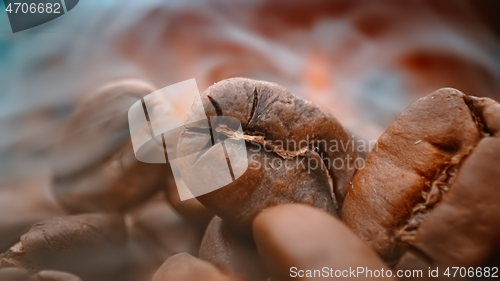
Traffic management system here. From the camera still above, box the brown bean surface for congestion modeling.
[51,80,166,213]
[0,213,127,281]
[151,253,238,281]
[253,204,394,281]
[342,88,500,268]
[394,97,500,277]
[179,78,356,228]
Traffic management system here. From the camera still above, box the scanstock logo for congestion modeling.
[128,79,248,200]
[3,0,79,33]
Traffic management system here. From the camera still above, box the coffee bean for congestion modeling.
[342,88,500,267]
[51,80,166,213]
[396,106,500,271]
[0,213,127,281]
[179,78,356,228]
[0,268,31,281]
[253,204,394,281]
[34,270,82,281]
[151,253,238,281]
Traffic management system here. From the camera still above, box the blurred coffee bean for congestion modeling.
[0,213,128,281]
[253,204,394,281]
[151,253,238,281]
[34,270,82,281]
[199,216,267,281]
[0,268,31,281]
[53,142,166,213]
[51,80,167,213]
[0,174,66,253]
[52,80,155,178]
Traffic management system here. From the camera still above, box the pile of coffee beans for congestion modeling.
[1,78,499,281]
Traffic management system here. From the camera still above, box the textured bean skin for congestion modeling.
[183,78,357,280]
[394,97,500,278]
[0,213,127,281]
[342,88,500,268]
[179,78,356,228]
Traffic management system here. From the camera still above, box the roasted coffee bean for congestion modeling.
[394,97,500,276]
[199,216,268,281]
[51,80,167,213]
[342,88,500,267]
[0,268,31,281]
[0,213,128,281]
[0,175,66,253]
[151,253,238,281]
[253,204,394,281]
[34,270,82,281]
[179,78,357,228]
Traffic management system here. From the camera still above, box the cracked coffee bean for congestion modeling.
[0,213,127,281]
[51,80,166,213]
[0,268,82,281]
[179,78,357,228]
[342,88,500,268]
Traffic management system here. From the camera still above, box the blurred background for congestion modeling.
[0,0,499,279]
[0,0,499,181]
